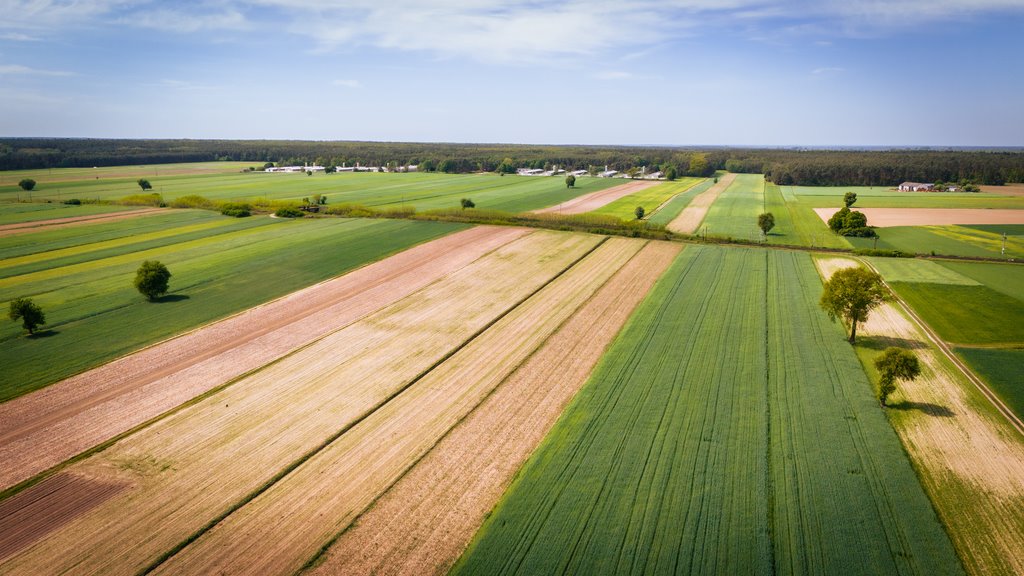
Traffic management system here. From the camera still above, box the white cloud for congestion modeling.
[812,66,845,75]
[594,71,633,80]
[0,63,73,75]
[124,7,249,33]
[0,32,40,41]
[0,0,138,32]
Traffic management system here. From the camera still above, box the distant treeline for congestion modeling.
[2,138,1022,186]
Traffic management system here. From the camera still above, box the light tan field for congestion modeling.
[152,237,648,575]
[0,226,527,492]
[813,207,1024,227]
[0,208,165,237]
[666,173,737,234]
[311,241,682,576]
[532,180,658,214]
[0,230,597,575]
[814,256,1024,576]
[981,183,1024,197]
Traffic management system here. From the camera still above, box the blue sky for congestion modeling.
[1,0,1023,146]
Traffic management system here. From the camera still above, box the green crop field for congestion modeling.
[888,282,1024,345]
[867,258,981,285]
[700,173,766,240]
[0,170,621,214]
[764,182,850,248]
[645,178,714,226]
[955,347,1024,420]
[454,246,961,576]
[936,261,1024,300]
[850,225,1024,259]
[589,178,703,221]
[0,214,466,400]
[787,186,1024,209]
[0,202,138,224]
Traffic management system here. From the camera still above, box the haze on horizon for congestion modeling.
[1,0,1023,147]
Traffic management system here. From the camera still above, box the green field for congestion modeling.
[0,170,621,214]
[589,178,703,221]
[454,246,961,576]
[645,178,715,226]
[700,173,766,240]
[955,347,1024,420]
[0,214,466,400]
[851,225,1024,259]
[937,261,1024,300]
[0,202,138,224]
[867,258,981,285]
[764,182,850,248]
[787,186,1024,209]
[888,282,1024,345]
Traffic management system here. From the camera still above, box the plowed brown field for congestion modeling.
[666,173,736,234]
[310,241,681,576]
[532,180,658,214]
[0,226,526,492]
[0,230,596,576]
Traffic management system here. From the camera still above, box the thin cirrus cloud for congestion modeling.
[0,63,74,76]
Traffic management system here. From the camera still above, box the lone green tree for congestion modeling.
[843,192,858,207]
[135,260,172,301]
[137,179,153,191]
[634,206,645,220]
[874,347,921,406]
[758,212,775,236]
[565,174,576,188]
[664,165,677,181]
[18,178,36,191]
[819,266,888,343]
[460,198,475,209]
[8,297,45,335]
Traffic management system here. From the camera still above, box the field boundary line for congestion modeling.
[297,239,652,573]
[0,226,520,502]
[139,235,611,576]
[858,257,1024,439]
[645,179,704,219]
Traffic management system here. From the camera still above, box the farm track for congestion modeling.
[150,237,647,575]
[291,241,680,576]
[532,180,658,214]
[666,173,737,234]
[0,225,527,492]
[0,230,597,576]
[0,208,165,237]
[816,257,1024,575]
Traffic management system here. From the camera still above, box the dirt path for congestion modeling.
[0,208,166,237]
[666,173,737,234]
[813,207,1024,227]
[532,180,659,214]
[0,226,527,492]
[309,241,681,576]
[814,256,1024,575]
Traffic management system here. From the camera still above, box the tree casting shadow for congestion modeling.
[889,401,955,418]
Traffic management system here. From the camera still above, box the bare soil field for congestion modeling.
[532,180,658,214]
[815,256,1024,576]
[813,207,1024,227]
[0,231,596,576]
[0,208,165,237]
[0,225,527,491]
[310,241,682,576]
[666,173,737,234]
[981,183,1024,197]
[151,237,646,575]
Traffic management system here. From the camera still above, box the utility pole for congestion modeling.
[1003,232,1008,257]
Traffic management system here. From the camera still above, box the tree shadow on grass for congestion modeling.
[27,329,60,338]
[153,294,190,303]
[889,401,955,418]
[857,335,929,351]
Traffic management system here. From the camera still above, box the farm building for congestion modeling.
[570,169,588,176]
[898,182,934,191]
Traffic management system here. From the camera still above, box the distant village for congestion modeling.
[264,163,666,179]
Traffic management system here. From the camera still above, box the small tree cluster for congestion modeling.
[137,179,153,191]
[827,207,876,237]
[18,178,36,191]
[220,202,251,217]
[460,198,475,209]
[757,212,775,236]
[634,206,645,220]
[565,174,576,188]
[275,206,305,218]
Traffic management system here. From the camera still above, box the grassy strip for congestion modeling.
[589,178,703,220]
[955,347,1024,421]
[645,178,714,226]
[700,173,766,240]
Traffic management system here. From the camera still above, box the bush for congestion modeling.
[840,226,877,238]
[121,193,164,207]
[275,206,305,218]
[18,179,36,191]
[219,202,251,217]
[852,248,913,258]
[169,195,215,209]
[134,260,171,301]
[62,198,81,205]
